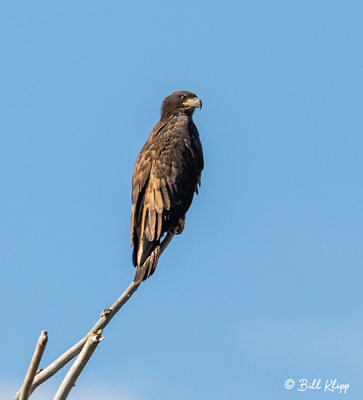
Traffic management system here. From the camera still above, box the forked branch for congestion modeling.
[53,330,104,400]
[14,230,175,400]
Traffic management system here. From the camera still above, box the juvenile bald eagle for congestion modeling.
[131,91,204,283]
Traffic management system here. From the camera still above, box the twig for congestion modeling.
[53,330,104,400]
[19,331,48,400]
[14,230,175,400]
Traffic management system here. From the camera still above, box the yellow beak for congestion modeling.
[183,97,202,110]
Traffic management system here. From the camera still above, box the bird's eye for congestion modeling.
[181,95,186,100]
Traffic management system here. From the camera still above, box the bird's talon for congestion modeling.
[176,218,185,235]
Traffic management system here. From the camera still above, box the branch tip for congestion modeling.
[18,331,48,400]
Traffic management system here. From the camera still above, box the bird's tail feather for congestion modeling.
[134,244,161,283]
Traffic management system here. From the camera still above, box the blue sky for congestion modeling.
[1,1,362,399]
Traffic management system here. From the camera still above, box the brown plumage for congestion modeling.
[131,91,204,283]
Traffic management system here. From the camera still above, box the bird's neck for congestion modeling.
[161,109,194,121]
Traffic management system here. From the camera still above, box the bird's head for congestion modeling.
[161,91,202,120]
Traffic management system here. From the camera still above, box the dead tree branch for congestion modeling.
[19,330,48,400]
[53,330,104,400]
[14,230,175,400]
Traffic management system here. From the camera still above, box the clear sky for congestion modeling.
[1,1,362,399]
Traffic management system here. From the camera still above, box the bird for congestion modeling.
[131,91,204,283]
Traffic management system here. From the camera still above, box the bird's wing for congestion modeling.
[190,123,204,192]
[131,118,202,270]
[131,121,174,246]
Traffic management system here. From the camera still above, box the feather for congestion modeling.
[131,91,204,282]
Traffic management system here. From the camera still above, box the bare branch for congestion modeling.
[159,230,175,253]
[53,330,104,400]
[14,230,175,400]
[14,281,139,400]
[19,331,48,400]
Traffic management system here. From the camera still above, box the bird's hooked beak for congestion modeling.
[183,97,202,110]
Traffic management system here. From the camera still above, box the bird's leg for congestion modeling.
[175,217,185,235]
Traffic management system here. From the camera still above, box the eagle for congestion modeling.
[131,91,204,283]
